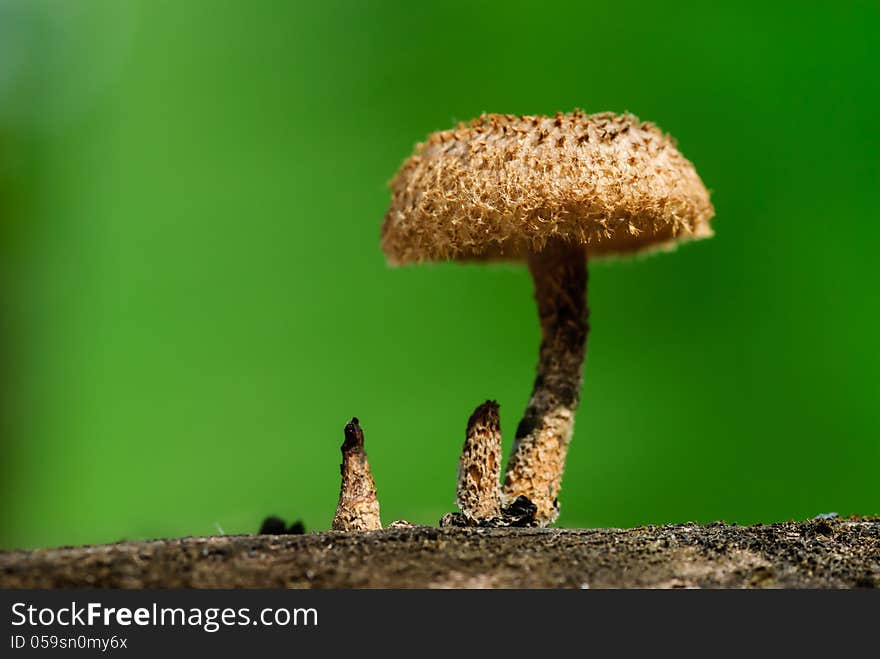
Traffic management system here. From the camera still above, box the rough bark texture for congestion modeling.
[2,517,877,589]
[503,241,589,525]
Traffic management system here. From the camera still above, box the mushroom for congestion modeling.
[456,400,503,521]
[331,417,382,531]
[441,398,539,528]
[382,111,714,526]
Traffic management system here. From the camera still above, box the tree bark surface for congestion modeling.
[1,518,877,589]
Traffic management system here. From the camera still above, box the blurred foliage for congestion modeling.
[1,0,878,548]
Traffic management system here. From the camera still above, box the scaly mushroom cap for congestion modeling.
[381,111,714,264]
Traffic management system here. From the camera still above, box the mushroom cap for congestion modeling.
[381,111,714,265]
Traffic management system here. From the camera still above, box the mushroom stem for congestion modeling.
[502,240,589,526]
[456,400,503,521]
[331,418,382,531]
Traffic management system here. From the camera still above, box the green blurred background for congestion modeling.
[1,0,877,550]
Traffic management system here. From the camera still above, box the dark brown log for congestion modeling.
[1,517,878,589]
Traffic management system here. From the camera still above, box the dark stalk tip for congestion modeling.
[466,400,500,433]
[342,417,365,453]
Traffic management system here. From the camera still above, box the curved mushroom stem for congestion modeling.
[332,418,382,531]
[502,240,588,526]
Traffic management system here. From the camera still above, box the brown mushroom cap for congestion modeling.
[381,111,714,265]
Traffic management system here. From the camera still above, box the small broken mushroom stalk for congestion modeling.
[456,400,503,521]
[331,417,382,532]
[383,111,715,526]
[441,400,538,528]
